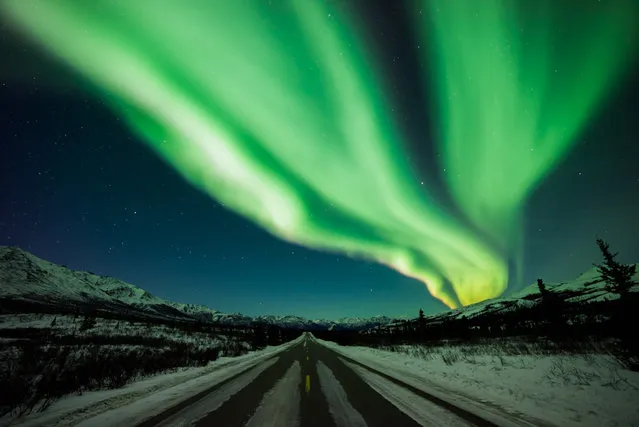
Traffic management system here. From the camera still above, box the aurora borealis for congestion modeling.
[1,1,638,317]
[418,0,638,276]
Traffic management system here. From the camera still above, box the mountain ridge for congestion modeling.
[3,246,636,332]
[0,246,393,331]
[370,261,639,333]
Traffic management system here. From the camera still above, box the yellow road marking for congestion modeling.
[305,375,311,394]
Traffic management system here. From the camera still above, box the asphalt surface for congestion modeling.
[138,334,494,427]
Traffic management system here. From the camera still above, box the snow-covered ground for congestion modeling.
[315,337,639,427]
[342,359,472,426]
[1,335,303,427]
[0,311,259,419]
[0,313,243,353]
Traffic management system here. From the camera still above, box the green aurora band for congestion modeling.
[3,1,636,308]
[417,0,638,268]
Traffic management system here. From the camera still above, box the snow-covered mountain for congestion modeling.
[0,246,394,330]
[4,246,634,332]
[0,246,198,322]
[249,315,393,331]
[410,264,639,327]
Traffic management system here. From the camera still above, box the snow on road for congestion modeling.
[245,361,301,427]
[5,336,303,427]
[316,361,366,427]
[74,355,288,427]
[341,358,469,427]
[153,357,279,427]
[316,337,639,427]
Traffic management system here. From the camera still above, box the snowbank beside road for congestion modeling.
[341,358,470,426]
[315,337,639,427]
[3,335,303,427]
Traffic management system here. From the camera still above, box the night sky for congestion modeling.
[1,1,638,319]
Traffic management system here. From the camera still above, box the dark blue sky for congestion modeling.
[1,3,638,319]
[1,88,438,319]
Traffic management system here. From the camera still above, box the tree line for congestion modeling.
[326,239,638,367]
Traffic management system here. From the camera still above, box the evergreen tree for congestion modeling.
[537,277,564,332]
[537,278,547,296]
[595,239,636,295]
[595,240,638,367]
[251,324,266,350]
[416,308,426,342]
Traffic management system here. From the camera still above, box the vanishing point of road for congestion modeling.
[136,333,497,427]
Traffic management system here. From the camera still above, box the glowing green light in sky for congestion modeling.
[417,0,638,257]
[2,1,635,309]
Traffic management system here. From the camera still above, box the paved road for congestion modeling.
[138,333,494,427]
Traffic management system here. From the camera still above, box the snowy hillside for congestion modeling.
[416,264,639,326]
[0,246,198,322]
[0,246,394,331]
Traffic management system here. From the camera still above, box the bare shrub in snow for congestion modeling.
[0,315,260,416]
[545,359,600,386]
[441,350,461,365]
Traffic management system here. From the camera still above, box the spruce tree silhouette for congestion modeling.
[417,308,426,342]
[537,278,564,335]
[595,239,637,295]
[537,278,547,296]
[595,239,639,369]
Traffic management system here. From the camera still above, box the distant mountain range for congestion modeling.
[3,246,636,332]
[374,260,639,333]
[0,246,394,331]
